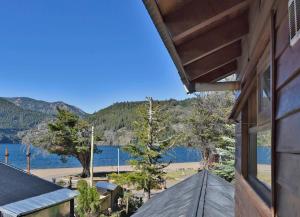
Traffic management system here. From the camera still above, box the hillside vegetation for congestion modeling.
[88,99,195,145]
[0,97,196,144]
[0,98,49,143]
[0,97,87,143]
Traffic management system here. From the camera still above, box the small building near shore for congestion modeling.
[96,181,123,211]
[0,163,77,217]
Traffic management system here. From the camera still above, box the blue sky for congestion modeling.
[0,1,189,113]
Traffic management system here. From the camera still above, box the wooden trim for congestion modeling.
[236,172,272,217]
[192,81,240,92]
[270,9,277,217]
[142,0,191,89]
[229,75,256,120]
[191,60,237,83]
[241,105,249,178]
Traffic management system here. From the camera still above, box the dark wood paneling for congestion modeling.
[235,120,242,173]
[164,0,246,37]
[192,61,237,83]
[235,173,271,217]
[277,183,300,217]
[276,38,300,89]
[276,73,300,120]
[277,153,300,199]
[275,0,288,28]
[177,13,248,65]
[277,112,300,153]
[185,41,241,80]
[275,15,289,59]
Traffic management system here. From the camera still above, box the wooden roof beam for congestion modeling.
[156,0,193,16]
[164,0,249,45]
[185,41,242,81]
[192,61,237,83]
[190,81,240,92]
[177,13,248,66]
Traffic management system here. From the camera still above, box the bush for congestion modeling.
[76,180,101,217]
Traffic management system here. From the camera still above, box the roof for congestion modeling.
[143,0,249,92]
[0,163,77,217]
[132,170,234,217]
[0,189,77,217]
[96,181,118,191]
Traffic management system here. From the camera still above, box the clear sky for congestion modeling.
[0,1,189,113]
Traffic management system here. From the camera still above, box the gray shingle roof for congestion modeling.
[132,170,234,217]
[0,163,62,206]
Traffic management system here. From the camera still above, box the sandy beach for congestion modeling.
[32,162,201,180]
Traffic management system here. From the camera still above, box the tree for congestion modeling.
[47,108,97,177]
[186,92,235,175]
[111,97,178,199]
[76,180,101,217]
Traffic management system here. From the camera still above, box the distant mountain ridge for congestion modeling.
[0,97,88,143]
[0,97,196,144]
[5,97,87,117]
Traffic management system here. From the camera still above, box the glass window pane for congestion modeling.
[259,67,271,117]
[256,129,271,188]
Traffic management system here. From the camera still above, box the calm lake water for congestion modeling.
[0,144,271,170]
[0,144,202,169]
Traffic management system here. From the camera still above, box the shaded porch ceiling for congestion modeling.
[143,0,249,92]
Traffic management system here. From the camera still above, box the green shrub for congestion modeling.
[76,180,101,217]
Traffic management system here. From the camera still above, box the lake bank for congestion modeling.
[31,162,202,180]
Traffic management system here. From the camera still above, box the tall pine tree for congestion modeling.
[111,97,178,199]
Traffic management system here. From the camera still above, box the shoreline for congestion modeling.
[31,162,202,180]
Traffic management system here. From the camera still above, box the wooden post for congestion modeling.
[270,9,277,217]
[5,146,9,164]
[26,144,31,174]
[90,126,94,187]
[117,147,120,174]
[70,199,75,217]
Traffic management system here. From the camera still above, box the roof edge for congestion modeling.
[142,0,191,91]
[0,189,78,217]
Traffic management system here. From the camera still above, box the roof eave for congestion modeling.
[143,0,192,92]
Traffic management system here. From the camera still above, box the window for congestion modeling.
[289,0,300,46]
[247,66,272,203]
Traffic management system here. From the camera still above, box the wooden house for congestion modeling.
[143,0,300,216]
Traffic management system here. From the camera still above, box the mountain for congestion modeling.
[88,98,195,145]
[0,96,196,145]
[5,97,87,118]
[0,97,88,143]
[0,98,50,143]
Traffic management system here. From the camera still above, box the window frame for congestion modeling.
[246,44,272,206]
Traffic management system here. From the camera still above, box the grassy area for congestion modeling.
[165,169,198,181]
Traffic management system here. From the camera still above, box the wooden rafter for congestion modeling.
[177,13,248,65]
[192,81,240,92]
[163,0,249,44]
[185,41,241,81]
[192,60,237,83]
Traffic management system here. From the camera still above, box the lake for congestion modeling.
[0,144,271,169]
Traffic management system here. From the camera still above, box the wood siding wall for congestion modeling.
[235,0,300,216]
[275,0,300,216]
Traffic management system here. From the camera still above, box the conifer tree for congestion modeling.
[47,108,98,177]
[111,97,178,199]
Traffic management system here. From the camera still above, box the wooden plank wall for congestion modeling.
[235,0,274,216]
[236,0,300,216]
[275,0,300,216]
